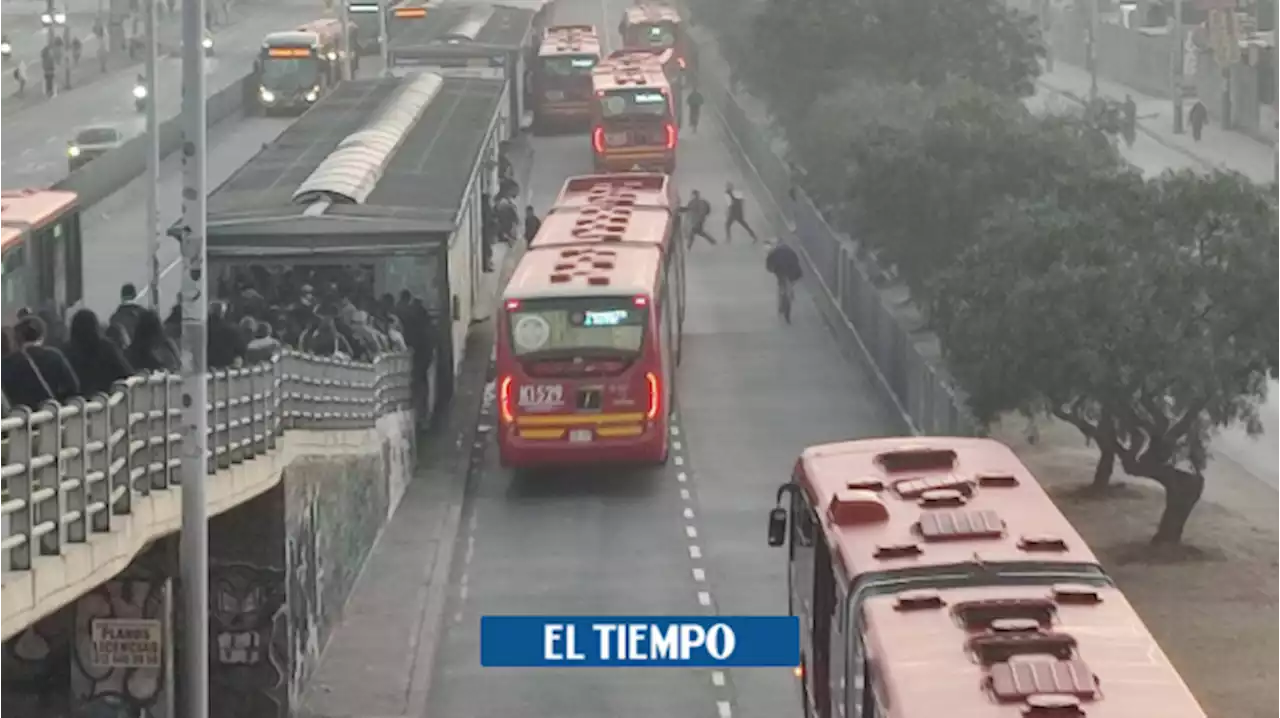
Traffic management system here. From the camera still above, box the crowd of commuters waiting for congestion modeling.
[2,267,436,415]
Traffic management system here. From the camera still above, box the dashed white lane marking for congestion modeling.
[712,671,726,687]
[717,700,733,718]
[671,426,680,436]
[689,544,702,559]
[460,583,469,600]
[674,456,685,466]
[698,591,712,607]
[673,441,683,451]
[680,488,691,500]
[692,567,706,582]
[677,472,688,482]
[685,524,698,539]
[683,507,695,520]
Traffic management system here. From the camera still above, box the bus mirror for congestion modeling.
[767,507,787,547]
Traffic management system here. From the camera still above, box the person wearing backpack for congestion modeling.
[2,315,80,408]
[108,283,147,345]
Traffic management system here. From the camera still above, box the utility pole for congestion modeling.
[1172,0,1184,133]
[339,0,352,80]
[179,0,210,711]
[1086,0,1099,102]
[1269,0,1280,180]
[378,0,390,76]
[146,0,161,307]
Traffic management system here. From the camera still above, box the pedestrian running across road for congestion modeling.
[725,181,758,243]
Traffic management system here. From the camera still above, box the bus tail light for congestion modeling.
[633,295,649,307]
[645,372,660,420]
[664,123,676,150]
[592,126,606,154]
[504,298,521,311]
[499,375,515,424]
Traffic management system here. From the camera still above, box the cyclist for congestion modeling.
[765,241,802,323]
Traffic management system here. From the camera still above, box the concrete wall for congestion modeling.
[2,411,416,718]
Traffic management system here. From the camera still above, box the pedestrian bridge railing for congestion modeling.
[0,350,413,578]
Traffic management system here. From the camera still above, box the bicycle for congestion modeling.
[776,276,795,324]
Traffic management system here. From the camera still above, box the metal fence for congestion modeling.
[1,350,413,573]
[690,34,979,438]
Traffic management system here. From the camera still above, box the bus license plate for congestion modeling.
[606,132,629,146]
[569,429,593,443]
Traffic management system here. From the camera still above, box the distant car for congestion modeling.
[203,32,215,56]
[67,125,126,171]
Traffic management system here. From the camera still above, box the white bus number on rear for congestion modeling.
[519,384,564,408]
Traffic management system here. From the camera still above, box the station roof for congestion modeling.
[388,2,534,52]
[202,74,504,251]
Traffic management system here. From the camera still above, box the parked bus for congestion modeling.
[589,53,677,172]
[495,177,686,468]
[347,0,393,54]
[539,172,686,327]
[531,24,601,132]
[1,189,83,324]
[766,437,1209,718]
[604,47,683,125]
[256,19,358,114]
[617,3,694,73]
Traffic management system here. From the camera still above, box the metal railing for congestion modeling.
[0,350,413,573]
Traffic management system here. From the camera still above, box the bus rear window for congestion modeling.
[509,297,647,357]
[598,89,669,119]
[540,54,598,76]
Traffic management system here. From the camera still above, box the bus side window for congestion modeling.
[64,213,83,307]
[848,601,867,718]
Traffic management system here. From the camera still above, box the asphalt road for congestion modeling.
[425,1,905,717]
[0,0,323,189]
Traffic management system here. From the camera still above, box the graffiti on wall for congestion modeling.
[208,562,289,718]
[70,574,170,718]
[2,606,73,717]
[285,495,322,707]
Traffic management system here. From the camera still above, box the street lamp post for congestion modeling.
[339,0,353,80]
[179,0,210,713]
[378,0,390,76]
[1086,0,1099,103]
[40,6,68,95]
[146,0,161,308]
[1172,0,1185,133]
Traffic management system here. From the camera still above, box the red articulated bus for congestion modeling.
[767,436,1209,718]
[532,24,602,132]
[495,174,686,469]
[590,54,677,172]
[1,189,84,324]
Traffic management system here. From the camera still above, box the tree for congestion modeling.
[744,0,1044,117]
[844,95,1123,297]
[931,169,1279,545]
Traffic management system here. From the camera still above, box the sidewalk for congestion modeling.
[1038,62,1276,184]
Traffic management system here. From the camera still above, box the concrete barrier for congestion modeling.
[688,25,980,438]
[52,71,257,206]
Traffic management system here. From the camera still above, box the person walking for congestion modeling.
[682,190,716,247]
[126,310,181,372]
[1121,94,1137,148]
[12,61,26,96]
[41,46,56,97]
[109,283,147,345]
[1189,100,1208,142]
[63,309,134,397]
[2,315,80,408]
[724,182,759,243]
[524,205,542,246]
[687,87,704,133]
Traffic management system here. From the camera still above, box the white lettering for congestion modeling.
[565,625,585,660]
[706,624,736,659]
[650,624,679,659]
[679,624,706,660]
[544,624,564,660]
[593,624,616,660]
[628,624,645,659]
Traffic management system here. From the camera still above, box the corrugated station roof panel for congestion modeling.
[365,76,505,214]
[292,73,445,205]
[207,79,403,216]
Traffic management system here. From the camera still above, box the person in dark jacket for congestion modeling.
[63,309,135,397]
[109,283,147,344]
[524,205,542,246]
[206,302,245,369]
[2,315,80,408]
[126,310,181,372]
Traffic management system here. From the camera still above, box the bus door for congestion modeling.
[811,535,836,718]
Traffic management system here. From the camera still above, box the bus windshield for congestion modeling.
[261,56,319,90]
[598,88,669,120]
[540,55,598,78]
[627,21,675,48]
[509,297,648,358]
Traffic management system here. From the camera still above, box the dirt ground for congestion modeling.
[992,416,1279,718]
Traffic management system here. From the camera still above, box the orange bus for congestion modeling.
[767,437,1209,718]
[1,189,84,324]
[590,54,677,172]
[539,172,686,327]
[531,25,601,132]
[496,203,684,468]
[604,47,683,124]
[617,3,694,74]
